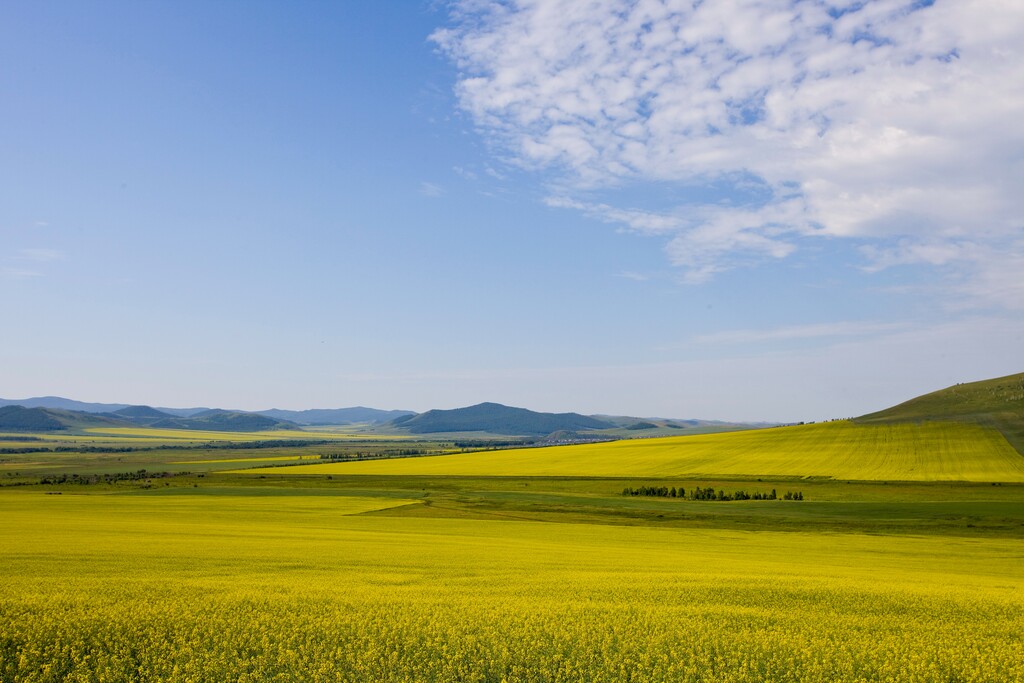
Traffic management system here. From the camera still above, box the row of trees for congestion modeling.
[319,448,434,461]
[622,486,804,501]
[38,469,190,486]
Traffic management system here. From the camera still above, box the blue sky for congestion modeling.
[3,0,1022,421]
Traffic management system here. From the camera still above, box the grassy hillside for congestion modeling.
[0,405,127,431]
[0,406,65,431]
[856,372,1024,455]
[153,409,294,432]
[259,420,1024,482]
[112,405,173,419]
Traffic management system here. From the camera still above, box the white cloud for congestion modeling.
[544,195,682,233]
[419,181,445,197]
[941,242,1024,312]
[18,248,64,262]
[860,236,1024,310]
[435,0,1024,304]
[693,320,911,345]
[1,248,64,280]
[616,270,651,281]
[2,267,42,280]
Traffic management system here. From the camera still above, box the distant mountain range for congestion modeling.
[0,395,758,437]
[3,374,1020,441]
[258,407,415,425]
[0,405,295,432]
[0,396,208,417]
[113,407,293,432]
[390,402,616,436]
[0,397,413,428]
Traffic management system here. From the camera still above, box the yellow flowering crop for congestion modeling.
[260,420,1024,481]
[1,490,1021,682]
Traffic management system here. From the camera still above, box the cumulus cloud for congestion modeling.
[435,0,1024,302]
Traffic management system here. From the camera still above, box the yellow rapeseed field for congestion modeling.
[262,421,1024,481]
[1,489,1021,682]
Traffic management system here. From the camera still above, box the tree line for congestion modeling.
[38,469,191,486]
[319,448,442,461]
[622,486,804,501]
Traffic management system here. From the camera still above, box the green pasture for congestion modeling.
[186,473,1023,537]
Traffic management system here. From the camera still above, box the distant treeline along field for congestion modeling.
[623,486,804,501]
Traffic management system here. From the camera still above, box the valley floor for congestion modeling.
[2,423,1023,681]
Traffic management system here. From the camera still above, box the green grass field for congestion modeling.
[258,420,1024,481]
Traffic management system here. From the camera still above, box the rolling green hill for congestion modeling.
[149,409,295,432]
[856,372,1024,455]
[112,405,173,420]
[0,406,66,431]
[0,406,127,431]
